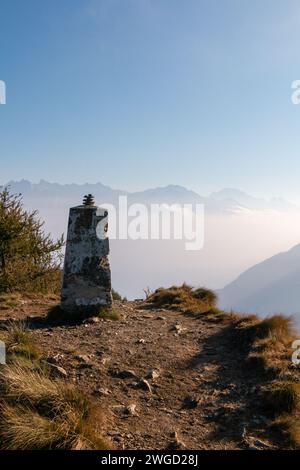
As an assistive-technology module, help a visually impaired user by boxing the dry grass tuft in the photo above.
[247,315,294,343]
[0,293,20,312]
[146,284,218,315]
[0,403,77,450]
[0,321,109,450]
[192,287,217,305]
[235,312,300,448]
[0,363,108,450]
[0,322,41,361]
[235,314,295,375]
[263,382,300,415]
[272,415,300,449]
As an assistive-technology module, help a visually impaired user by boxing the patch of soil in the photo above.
[0,297,276,450]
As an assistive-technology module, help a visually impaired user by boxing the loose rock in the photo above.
[125,403,138,416]
[44,361,68,378]
[135,379,152,393]
[111,369,138,380]
[183,395,201,409]
[145,369,160,381]
[168,431,186,450]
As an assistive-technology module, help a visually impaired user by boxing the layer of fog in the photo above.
[30,200,300,300]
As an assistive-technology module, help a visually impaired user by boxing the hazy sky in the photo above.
[1,0,300,200]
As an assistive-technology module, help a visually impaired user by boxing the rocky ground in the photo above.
[0,296,275,450]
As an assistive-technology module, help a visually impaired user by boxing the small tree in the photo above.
[0,188,64,293]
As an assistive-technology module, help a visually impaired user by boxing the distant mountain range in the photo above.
[218,243,300,316]
[3,180,300,215]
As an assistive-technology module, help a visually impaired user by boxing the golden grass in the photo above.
[0,322,41,361]
[235,314,295,375]
[0,293,20,311]
[0,324,39,363]
[272,416,300,449]
[235,312,300,448]
[0,322,109,450]
[263,382,300,414]
[247,315,294,343]
[0,363,108,450]
[0,403,78,450]
[146,284,218,315]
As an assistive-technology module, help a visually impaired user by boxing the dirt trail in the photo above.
[0,299,273,450]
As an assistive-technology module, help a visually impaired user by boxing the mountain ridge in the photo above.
[3,180,299,214]
[218,243,300,316]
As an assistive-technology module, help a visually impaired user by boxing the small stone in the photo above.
[243,428,273,450]
[135,379,152,393]
[171,323,185,334]
[168,431,186,450]
[75,354,93,369]
[125,403,138,416]
[75,354,91,363]
[84,317,100,324]
[44,362,67,378]
[111,404,138,417]
[137,339,146,344]
[247,438,273,450]
[156,316,166,321]
[46,354,64,365]
[183,395,201,409]
[100,357,109,365]
[93,387,110,397]
[145,369,160,381]
[111,369,138,380]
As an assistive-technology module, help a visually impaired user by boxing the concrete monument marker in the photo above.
[61,194,112,316]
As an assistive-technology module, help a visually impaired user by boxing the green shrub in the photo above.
[0,188,64,293]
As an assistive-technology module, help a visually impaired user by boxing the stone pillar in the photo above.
[61,194,112,316]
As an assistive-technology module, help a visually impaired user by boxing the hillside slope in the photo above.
[218,243,300,316]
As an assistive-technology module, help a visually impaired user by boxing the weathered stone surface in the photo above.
[61,201,112,315]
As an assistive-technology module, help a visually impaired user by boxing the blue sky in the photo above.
[1,0,300,200]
